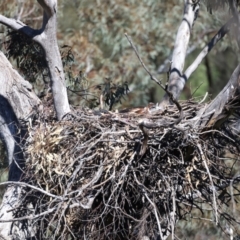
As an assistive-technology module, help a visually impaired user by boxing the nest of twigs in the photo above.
[15,98,240,240]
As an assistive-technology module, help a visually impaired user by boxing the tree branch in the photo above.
[0,15,41,40]
[198,64,240,127]
[161,0,200,104]
[0,0,70,120]
[37,0,56,18]
[158,29,217,74]
[0,181,65,200]
[125,33,183,124]
[0,51,40,238]
[197,143,218,225]
[184,17,234,80]
[35,0,70,120]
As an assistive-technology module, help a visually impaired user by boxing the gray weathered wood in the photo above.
[161,0,200,105]
[0,0,70,120]
[0,51,40,239]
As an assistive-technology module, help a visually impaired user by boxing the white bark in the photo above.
[161,0,200,104]
[0,0,70,237]
[159,2,238,105]
[36,0,70,120]
[161,0,199,105]
[0,186,36,240]
[0,186,20,240]
[197,64,240,127]
[0,51,40,239]
[0,51,40,169]
[0,1,69,237]
[0,0,70,120]
[184,18,234,80]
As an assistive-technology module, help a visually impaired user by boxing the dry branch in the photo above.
[125,33,183,124]
[6,93,240,239]
[184,17,234,80]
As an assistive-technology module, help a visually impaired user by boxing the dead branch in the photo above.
[125,33,183,124]
[6,94,240,239]
[0,181,64,200]
[198,64,240,127]
[184,17,234,80]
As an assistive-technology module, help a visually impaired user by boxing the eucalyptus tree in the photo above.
[0,0,240,239]
[0,0,69,238]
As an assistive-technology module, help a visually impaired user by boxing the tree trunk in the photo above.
[0,0,70,120]
[36,6,70,120]
[0,1,70,238]
[0,51,40,239]
[161,0,200,105]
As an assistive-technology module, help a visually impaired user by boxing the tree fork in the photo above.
[0,0,70,120]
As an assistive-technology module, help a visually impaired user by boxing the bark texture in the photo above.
[36,0,70,120]
[199,64,240,127]
[0,1,70,238]
[0,0,70,120]
[0,51,40,239]
[161,0,200,105]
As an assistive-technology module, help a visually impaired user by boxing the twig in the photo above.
[230,172,240,219]
[197,143,218,225]
[0,206,57,222]
[125,33,183,124]
[0,181,64,200]
[67,165,103,197]
[198,129,235,142]
[133,170,164,239]
[53,199,71,240]
[191,82,204,97]
[125,34,164,89]
[198,92,208,104]
[171,186,176,240]
[144,191,164,240]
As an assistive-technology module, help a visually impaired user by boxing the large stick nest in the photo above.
[15,97,240,240]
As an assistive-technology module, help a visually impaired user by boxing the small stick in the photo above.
[125,33,183,124]
[0,181,64,200]
[197,143,218,225]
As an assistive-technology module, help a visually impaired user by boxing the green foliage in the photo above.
[58,0,184,108]
[3,31,48,83]
[0,0,238,108]
[204,0,240,13]
[0,0,240,238]
[100,78,129,110]
[58,0,237,107]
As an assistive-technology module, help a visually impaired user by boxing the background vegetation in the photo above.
[0,0,239,239]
